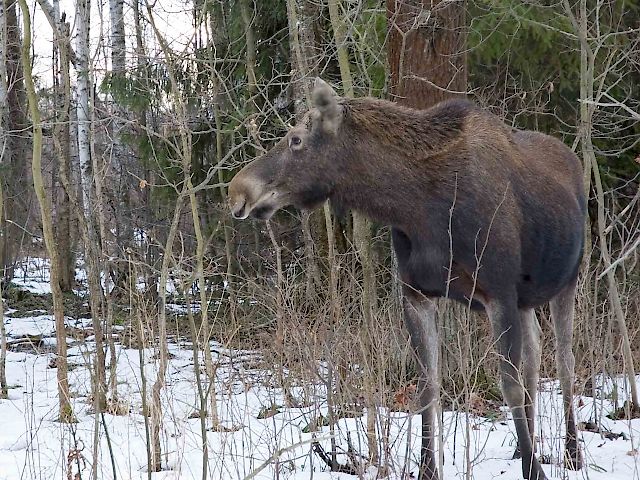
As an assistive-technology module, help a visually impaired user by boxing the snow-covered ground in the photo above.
[1,262,639,479]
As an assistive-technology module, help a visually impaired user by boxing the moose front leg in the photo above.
[403,289,439,480]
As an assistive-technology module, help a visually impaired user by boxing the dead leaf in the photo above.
[393,384,417,408]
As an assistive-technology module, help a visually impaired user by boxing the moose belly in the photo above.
[398,253,486,311]
[516,220,584,309]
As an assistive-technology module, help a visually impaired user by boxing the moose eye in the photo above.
[289,135,302,149]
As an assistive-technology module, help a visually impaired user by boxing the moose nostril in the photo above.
[231,198,247,219]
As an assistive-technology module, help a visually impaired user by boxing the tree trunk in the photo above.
[387,0,467,108]
[75,0,107,413]
[2,0,30,283]
[145,4,200,468]
[52,0,74,292]
[108,0,132,294]
[150,196,181,471]
[0,0,10,284]
[0,181,7,398]
[18,0,73,422]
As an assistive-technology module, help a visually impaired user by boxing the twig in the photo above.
[598,234,640,280]
[243,436,332,480]
[312,441,358,475]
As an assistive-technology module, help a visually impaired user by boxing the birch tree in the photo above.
[74,0,108,412]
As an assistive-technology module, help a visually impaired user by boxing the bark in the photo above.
[183,283,208,480]
[286,0,318,117]
[101,0,121,405]
[76,0,92,216]
[285,0,328,301]
[75,0,108,413]
[18,0,73,422]
[387,0,467,108]
[145,4,197,468]
[109,0,133,290]
[35,0,77,64]
[240,0,257,108]
[52,0,74,292]
[285,0,325,301]
[215,107,237,326]
[1,0,30,283]
[0,181,7,398]
[188,172,221,429]
[150,195,181,470]
[0,0,9,283]
[109,0,125,73]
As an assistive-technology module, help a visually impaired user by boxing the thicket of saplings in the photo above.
[9,193,639,421]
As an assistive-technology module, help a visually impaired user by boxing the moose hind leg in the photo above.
[486,298,547,480]
[403,289,439,480]
[513,309,542,460]
[550,281,583,470]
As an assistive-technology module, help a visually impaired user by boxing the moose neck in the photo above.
[331,98,469,231]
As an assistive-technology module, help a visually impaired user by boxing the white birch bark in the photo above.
[74,0,108,424]
[75,0,92,216]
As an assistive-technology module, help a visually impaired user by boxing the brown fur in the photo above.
[229,78,585,480]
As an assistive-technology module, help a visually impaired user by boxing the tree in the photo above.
[0,180,7,398]
[562,0,639,411]
[1,0,30,284]
[18,0,73,422]
[387,0,467,108]
[51,0,74,292]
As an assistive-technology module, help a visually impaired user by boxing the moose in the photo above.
[228,78,585,480]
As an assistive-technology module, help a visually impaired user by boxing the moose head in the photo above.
[228,78,345,221]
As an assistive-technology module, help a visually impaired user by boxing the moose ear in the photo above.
[312,78,342,134]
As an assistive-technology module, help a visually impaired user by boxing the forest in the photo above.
[0,0,639,479]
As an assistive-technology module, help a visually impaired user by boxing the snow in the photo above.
[2,308,639,480]
[9,256,213,297]
[4,315,92,338]
[11,257,56,295]
[1,261,639,479]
